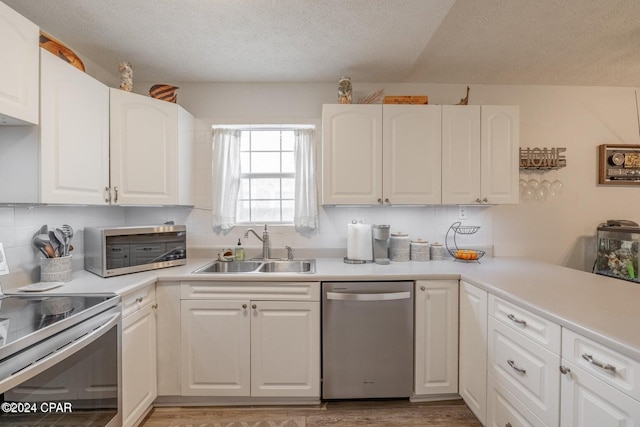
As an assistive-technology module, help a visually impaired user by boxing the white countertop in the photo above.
[11,256,640,361]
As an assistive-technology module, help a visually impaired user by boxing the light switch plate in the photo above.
[0,243,9,276]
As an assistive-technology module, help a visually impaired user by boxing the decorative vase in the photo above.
[338,77,352,104]
[119,62,133,92]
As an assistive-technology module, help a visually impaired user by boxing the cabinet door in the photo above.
[442,105,481,204]
[322,104,382,204]
[459,281,488,425]
[481,106,519,204]
[560,361,640,427]
[0,2,38,125]
[414,280,458,396]
[251,301,320,398]
[181,299,250,396]
[122,302,157,427]
[40,49,110,204]
[110,89,178,205]
[383,105,442,204]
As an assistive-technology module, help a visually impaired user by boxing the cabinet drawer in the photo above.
[560,360,640,427]
[488,317,560,427]
[489,295,561,354]
[562,328,640,401]
[181,281,320,301]
[122,285,156,318]
[487,374,547,427]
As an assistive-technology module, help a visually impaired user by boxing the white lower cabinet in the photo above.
[559,361,640,427]
[459,281,488,424]
[179,282,321,399]
[414,280,458,397]
[122,286,157,427]
[487,374,546,427]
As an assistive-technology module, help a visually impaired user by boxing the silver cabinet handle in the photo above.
[104,186,111,203]
[507,313,527,327]
[252,304,257,309]
[582,353,617,373]
[483,197,488,202]
[420,286,426,291]
[326,291,411,301]
[114,186,119,204]
[152,303,158,309]
[384,198,390,203]
[136,297,143,303]
[559,365,571,375]
[242,304,247,309]
[377,198,383,204]
[507,359,526,375]
[475,198,482,203]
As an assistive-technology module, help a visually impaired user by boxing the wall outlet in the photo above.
[458,206,468,220]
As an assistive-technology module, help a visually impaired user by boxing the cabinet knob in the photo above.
[242,304,247,309]
[252,304,257,309]
[559,365,571,375]
[420,286,426,291]
[506,423,513,427]
[384,198,390,203]
[136,297,143,303]
[377,198,383,204]
[475,198,482,203]
[152,303,158,309]
[483,197,488,203]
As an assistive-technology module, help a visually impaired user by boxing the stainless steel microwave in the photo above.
[84,224,186,277]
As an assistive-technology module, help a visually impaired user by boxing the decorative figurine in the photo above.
[338,77,352,104]
[456,86,470,105]
[119,62,133,92]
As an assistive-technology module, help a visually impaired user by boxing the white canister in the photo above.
[430,242,447,260]
[410,239,430,262]
[389,232,410,262]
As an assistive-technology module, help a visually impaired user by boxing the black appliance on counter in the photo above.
[595,220,640,284]
[0,292,122,426]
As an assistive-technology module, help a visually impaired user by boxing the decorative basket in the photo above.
[448,248,485,262]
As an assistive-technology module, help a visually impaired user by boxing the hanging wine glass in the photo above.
[550,169,563,197]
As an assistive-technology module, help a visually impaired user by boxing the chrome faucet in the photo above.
[244,225,270,260]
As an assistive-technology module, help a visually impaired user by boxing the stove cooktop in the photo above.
[0,294,119,360]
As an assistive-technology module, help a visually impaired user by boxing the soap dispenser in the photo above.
[235,238,244,261]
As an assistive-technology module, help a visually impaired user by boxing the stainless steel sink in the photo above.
[192,259,316,274]
[192,260,262,273]
[259,260,316,273]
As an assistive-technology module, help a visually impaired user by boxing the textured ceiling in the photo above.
[4,0,640,86]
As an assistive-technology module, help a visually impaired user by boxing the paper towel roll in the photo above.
[347,223,373,261]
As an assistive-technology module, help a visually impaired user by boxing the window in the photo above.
[236,129,296,224]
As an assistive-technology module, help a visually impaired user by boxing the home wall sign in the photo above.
[598,144,640,185]
[519,147,567,170]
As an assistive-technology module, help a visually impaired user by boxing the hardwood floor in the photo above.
[141,399,482,427]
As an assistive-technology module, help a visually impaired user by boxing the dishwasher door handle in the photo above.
[326,291,411,301]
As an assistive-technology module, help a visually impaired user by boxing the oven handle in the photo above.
[0,311,120,393]
[326,291,411,301]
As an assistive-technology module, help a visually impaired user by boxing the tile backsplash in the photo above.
[0,203,493,273]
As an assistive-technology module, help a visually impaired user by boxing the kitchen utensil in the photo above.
[43,243,56,258]
[61,224,74,256]
[54,228,67,257]
[32,234,50,258]
[48,231,61,257]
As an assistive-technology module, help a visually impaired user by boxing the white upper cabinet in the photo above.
[442,105,519,204]
[110,89,193,206]
[40,49,110,204]
[383,105,442,204]
[322,104,441,205]
[322,104,383,205]
[0,1,39,125]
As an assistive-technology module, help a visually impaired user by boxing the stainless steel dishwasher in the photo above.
[322,281,414,399]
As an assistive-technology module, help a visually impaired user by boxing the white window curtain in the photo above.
[211,128,241,230]
[293,129,319,230]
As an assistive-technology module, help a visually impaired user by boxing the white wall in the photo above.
[163,81,640,271]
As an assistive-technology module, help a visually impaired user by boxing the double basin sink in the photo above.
[193,259,316,274]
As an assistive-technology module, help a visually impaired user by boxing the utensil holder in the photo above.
[40,255,72,282]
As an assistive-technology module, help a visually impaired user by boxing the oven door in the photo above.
[0,305,121,426]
